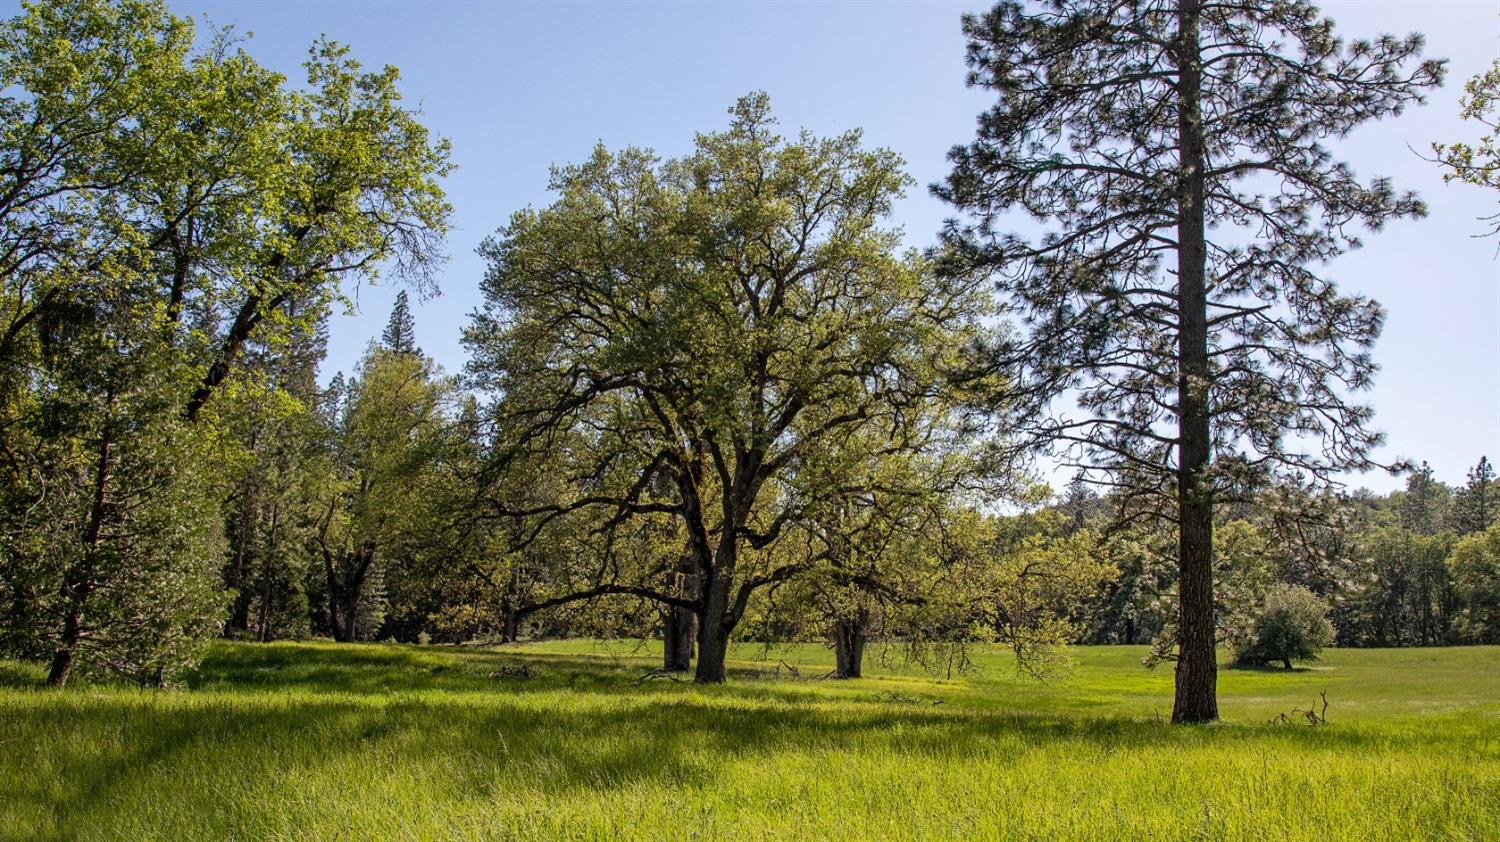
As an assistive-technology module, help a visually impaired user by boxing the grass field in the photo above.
[1,640,1495,841]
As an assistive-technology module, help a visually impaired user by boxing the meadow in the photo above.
[1,641,1495,841]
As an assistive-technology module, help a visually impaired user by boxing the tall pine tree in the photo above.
[938,0,1442,721]
[381,291,420,356]
[1454,456,1496,536]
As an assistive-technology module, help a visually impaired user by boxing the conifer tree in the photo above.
[1453,456,1496,536]
[938,0,1443,721]
[381,291,420,356]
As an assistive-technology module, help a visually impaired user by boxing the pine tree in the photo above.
[1453,456,1496,536]
[937,0,1443,721]
[381,290,419,355]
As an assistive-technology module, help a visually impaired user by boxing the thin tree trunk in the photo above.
[1172,0,1219,724]
[663,606,696,672]
[663,554,697,671]
[47,431,113,688]
[225,493,254,638]
[46,613,79,688]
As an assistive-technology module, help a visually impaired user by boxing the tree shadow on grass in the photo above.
[1223,661,1317,674]
[4,659,1483,842]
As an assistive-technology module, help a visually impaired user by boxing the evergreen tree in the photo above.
[1399,461,1447,535]
[1453,456,1496,536]
[381,290,420,355]
[937,0,1443,721]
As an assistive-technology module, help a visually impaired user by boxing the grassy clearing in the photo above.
[1,641,1496,841]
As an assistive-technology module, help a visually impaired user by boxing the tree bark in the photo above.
[663,554,698,671]
[663,606,696,672]
[833,612,867,679]
[694,569,732,683]
[1172,0,1219,725]
[46,613,79,688]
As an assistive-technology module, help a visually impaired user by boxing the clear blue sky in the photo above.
[23,0,1500,492]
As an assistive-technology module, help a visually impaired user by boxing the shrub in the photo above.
[1234,584,1335,670]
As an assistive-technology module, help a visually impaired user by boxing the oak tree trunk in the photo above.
[46,613,79,688]
[833,613,867,679]
[663,606,696,672]
[663,555,698,671]
[694,571,732,683]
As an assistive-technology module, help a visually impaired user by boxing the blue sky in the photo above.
[26,0,1500,492]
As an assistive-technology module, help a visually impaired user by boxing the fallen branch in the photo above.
[1270,689,1329,726]
[634,668,685,684]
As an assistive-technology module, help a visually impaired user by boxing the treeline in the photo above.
[1063,460,1499,651]
[0,0,1496,725]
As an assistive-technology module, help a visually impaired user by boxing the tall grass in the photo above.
[2,641,1495,840]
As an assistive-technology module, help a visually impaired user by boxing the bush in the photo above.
[1234,584,1335,669]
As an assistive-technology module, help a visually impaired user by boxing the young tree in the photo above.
[1234,583,1335,669]
[469,95,997,682]
[936,0,1442,721]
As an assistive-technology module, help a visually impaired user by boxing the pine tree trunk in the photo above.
[1172,0,1219,725]
[833,613,867,679]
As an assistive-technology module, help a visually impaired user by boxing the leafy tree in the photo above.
[1234,583,1335,669]
[0,0,452,681]
[1353,526,1454,646]
[312,346,459,642]
[1447,523,1500,644]
[0,287,226,687]
[217,308,328,641]
[977,511,1116,679]
[1432,54,1500,237]
[468,95,997,682]
[936,0,1442,721]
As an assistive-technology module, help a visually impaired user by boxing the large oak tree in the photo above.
[468,95,996,682]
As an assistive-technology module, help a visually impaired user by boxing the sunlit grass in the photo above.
[2,641,1496,840]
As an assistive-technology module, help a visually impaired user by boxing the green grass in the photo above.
[2,641,1496,841]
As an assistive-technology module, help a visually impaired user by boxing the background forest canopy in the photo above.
[0,0,1495,709]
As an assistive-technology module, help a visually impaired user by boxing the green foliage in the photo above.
[1447,523,1500,644]
[380,291,419,356]
[1432,56,1500,236]
[468,94,999,681]
[310,346,461,642]
[0,0,450,682]
[1234,584,1336,669]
